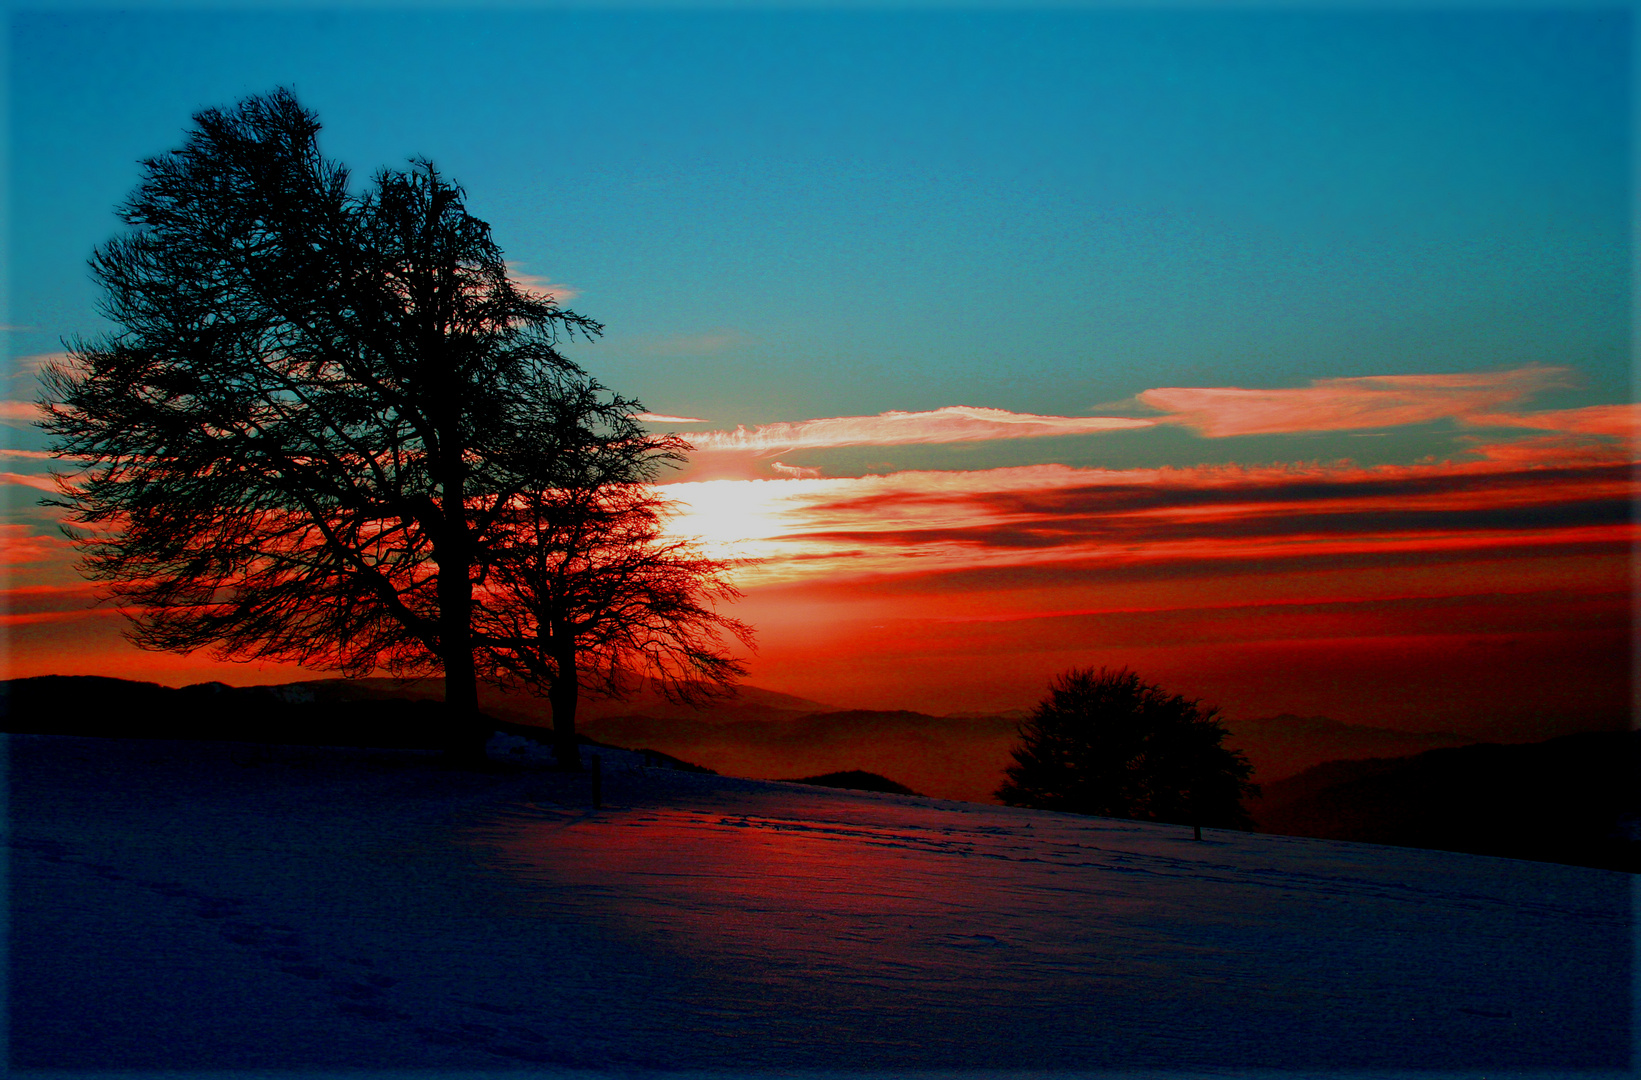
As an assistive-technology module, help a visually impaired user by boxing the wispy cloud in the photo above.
[504,262,580,304]
[635,412,709,424]
[10,351,66,371]
[1139,366,1572,437]
[0,449,54,460]
[690,406,1154,454]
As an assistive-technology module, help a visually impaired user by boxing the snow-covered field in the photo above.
[9,733,1634,1075]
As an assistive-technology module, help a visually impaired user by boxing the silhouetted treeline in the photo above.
[1250,730,1640,874]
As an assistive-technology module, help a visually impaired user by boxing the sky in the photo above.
[2,5,1634,738]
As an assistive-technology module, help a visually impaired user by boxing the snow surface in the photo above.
[9,733,1635,1075]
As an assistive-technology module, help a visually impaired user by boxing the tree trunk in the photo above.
[435,535,488,764]
[549,643,581,771]
[441,636,488,764]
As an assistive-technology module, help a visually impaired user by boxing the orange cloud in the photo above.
[1,471,58,492]
[1140,366,1571,437]
[0,401,40,424]
[1465,402,1640,439]
[690,406,1154,454]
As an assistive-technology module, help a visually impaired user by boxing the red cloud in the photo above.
[0,525,67,565]
[0,583,109,626]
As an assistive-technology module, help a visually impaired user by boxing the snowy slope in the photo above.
[9,733,1633,1073]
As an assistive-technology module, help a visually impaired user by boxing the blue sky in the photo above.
[8,7,1630,450]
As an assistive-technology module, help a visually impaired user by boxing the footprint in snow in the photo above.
[944,933,1004,948]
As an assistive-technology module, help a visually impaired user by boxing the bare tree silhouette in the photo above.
[997,668,1258,831]
[37,89,610,758]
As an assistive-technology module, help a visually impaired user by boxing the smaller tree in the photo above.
[474,376,754,769]
[997,667,1257,830]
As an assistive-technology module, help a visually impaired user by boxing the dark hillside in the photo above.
[3,676,478,750]
[1249,730,1640,873]
[1223,713,1471,782]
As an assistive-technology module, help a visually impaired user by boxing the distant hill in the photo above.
[575,683,837,723]
[234,676,836,728]
[1248,730,1640,873]
[781,770,920,796]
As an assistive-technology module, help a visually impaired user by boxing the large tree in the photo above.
[474,374,754,769]
[997,667,1258,830]
[38,90,602,756]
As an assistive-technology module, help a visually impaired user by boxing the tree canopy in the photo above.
[39,89,749,760]
[996,668,1258,829]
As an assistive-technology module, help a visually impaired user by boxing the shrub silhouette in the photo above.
[997,668,1257,829]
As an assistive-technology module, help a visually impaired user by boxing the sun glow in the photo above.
[661,479,813,563]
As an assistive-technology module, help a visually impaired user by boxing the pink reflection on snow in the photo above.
[466,777,1627,1069]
